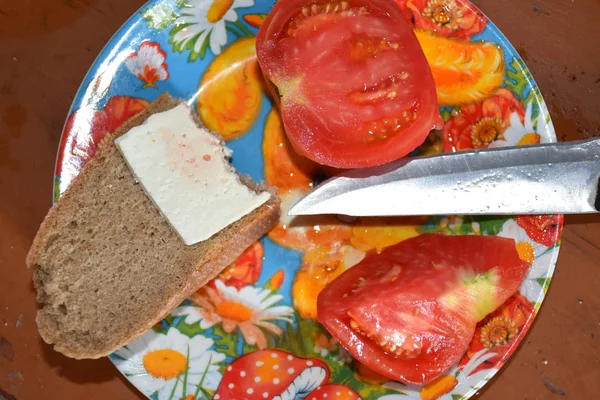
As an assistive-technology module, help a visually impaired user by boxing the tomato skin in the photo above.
[317,234,529,384]
[256,0,442,168]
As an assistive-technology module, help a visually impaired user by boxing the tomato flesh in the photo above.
[257,0,442,168]
[317,234,529,384]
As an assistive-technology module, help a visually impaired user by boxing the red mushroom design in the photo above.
[307,384,362,400]
[214,349,330,400]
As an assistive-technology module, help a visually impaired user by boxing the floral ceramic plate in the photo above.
[54,0,563,399]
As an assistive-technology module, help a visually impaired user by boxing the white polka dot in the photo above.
[263,393,269,398]
[288,368,295,374]
[214,396,220,400]
[317,386,321,390]
[227,366,232,371]
[336,392,341,396]
[274,378,280,384]
[273,364,279,370]
[324,394,328,398]
[307,360,314,366]
[240,370,246,377]
[256,361,264,366]
[287,355,294,360]
[247,388,254,394]
[254,376,261,383]
[228,383,235,389]
[271,352,278,358]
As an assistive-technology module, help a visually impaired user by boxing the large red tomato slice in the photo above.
[256,0,442,168]
[317,234,529,385]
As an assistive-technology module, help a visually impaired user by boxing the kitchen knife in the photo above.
[288,138,600,217]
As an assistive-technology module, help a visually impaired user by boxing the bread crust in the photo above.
[26,93,281,359]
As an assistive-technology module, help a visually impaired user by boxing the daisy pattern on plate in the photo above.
[333,346,354,365]
[313,332,337,358]
[520,247,558,303]
[450,349,499,398]
[497,219,557,302]
[497,219,547,265]
[171,304,207,327]
[125,41,169,88]
[489,100,554,148]
[518,242,557,300]
[379,351,498,400]
[189,279,294,348]
[170,0,254,59]
[113,327,225,399]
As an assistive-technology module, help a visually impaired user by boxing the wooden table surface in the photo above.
[0,0,599,399]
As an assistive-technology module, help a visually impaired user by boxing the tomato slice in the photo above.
[317,234,529,384]
[256,0,442,168]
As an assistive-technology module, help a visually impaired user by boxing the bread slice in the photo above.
[26,93,281,359]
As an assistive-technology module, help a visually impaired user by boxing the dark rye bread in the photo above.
[26,93,280,359]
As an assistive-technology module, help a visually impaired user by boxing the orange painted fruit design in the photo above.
[263,118,351,250]
[350,217,426,253]
[292,245,365,319]
[419,374,459,400]
[263,109,319,194]
[415,30,505,106]
[197,37,262,140]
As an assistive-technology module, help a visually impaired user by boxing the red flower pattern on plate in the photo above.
[217,241,264,290]
[516,214,564,247]
[442,88,525,152]
[56,96,149,181]
[395,0,487,38]
[459,293,535,375]
[125,41,169,88]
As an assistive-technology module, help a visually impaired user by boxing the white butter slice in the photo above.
[115,103,271,245]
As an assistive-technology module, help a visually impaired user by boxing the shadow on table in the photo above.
[41,338,145,398]
[40,338,139,396]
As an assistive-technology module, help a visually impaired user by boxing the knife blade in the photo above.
[288,138,600,217]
